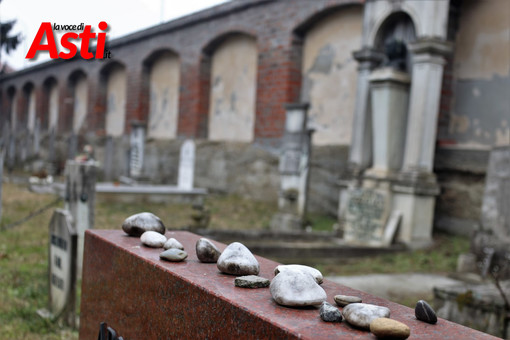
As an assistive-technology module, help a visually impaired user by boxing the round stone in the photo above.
[270,269,327,307]
[274,264,323,284]
[415,300,437,324]
[342,303,391,329]
[217,242,260,275]
[140,231,167,248]
[319,301,342,322]
[334,294,362,307]
[234,275,270,288]
[164,238,184,250]
[122,212,166,237]
[196,238,221,263]
[160,248,188,262]
[370,318,410,339]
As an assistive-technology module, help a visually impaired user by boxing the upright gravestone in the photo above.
[104,136,114,181]
[343,188,392,246]
[0,148,4,222]
[47,209,77,327]
[178,139,195,190]
[33,118,40,156]
[481,146,510,238]
[270,103,312,231]
[67,133,77,160]
[64,160,98,278]
[129,121,145,179]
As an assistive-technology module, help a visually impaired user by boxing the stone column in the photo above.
[393,38,452,247]
[348,47,384,173]
[365,67,410,178]
[402,38,452,177]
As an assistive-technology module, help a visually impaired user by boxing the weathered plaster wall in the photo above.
[301,7,362,146]
[444,0,510,147]
[27,89,36,131]
[208,35,257,142]
[49,83,59,130]
[148,53,180,139]
[105,66,127,137]
[73,75,88,133]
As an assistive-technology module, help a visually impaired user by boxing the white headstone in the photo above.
[64,160,98,278]
[178,140,195,190]
[129,123,145,179]
[48,209,77,327]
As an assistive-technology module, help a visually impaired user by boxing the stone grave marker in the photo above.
[0,148,3,222]
[47,209,77,327]
[481,146,510,238]
[129,121,146,179]
[64,160,98,278]
[178,139,195,190]
[343,188,391,246]
[33,118,40,156]
[104,136,114,181]
[67,133,77,160]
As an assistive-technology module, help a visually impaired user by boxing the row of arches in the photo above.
[3,5,365,146]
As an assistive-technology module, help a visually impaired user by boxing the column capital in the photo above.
[408,38,453,57]
[353,47,385,70]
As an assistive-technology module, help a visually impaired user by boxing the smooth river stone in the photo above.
[217,242,260,275]
[274,264,323,284]
[234,275,270,288]
[370,318,410,339]
[342,303,391,329]
[415,300,437,324]
[164,238,184,250]
[160,248,188,262]
[270,270,327,307]
[334,294,362,307]
[319,302,342,322]
[196,238,221,263]
[122,212,166,237]
[140,231,167,248]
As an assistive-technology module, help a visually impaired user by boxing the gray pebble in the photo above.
[235,275,270,288]
[196,238,221,263]
[217,242,260,275]
[342,303,391,329]
[334,294,362,307]
[160,248,188,262]
[319,302,342,322]
[122,212,166,237]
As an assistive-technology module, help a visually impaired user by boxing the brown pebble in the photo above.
[369,317,410,339]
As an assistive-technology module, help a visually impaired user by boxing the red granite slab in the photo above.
[79,230,499,339]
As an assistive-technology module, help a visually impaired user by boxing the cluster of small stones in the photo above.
[121,212,439,337]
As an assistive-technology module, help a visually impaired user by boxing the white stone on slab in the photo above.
[164,238,184,250]
[140,231,167,248]
[270,270,327,307]
[122,212,166,237]
[342,303,390,329]
[274,264,323,284]
[217,242,259,275]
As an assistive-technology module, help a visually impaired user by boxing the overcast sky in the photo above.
[1,0,230,70]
